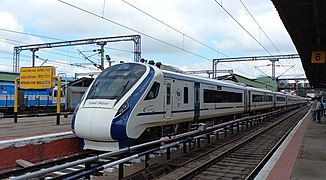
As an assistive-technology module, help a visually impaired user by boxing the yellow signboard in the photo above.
[311,51,326,63]
[20,66,56,89]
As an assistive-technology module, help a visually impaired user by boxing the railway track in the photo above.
[0,150,97,179]
[162,107,308,180]
[120,106,307,180]
[0,106,307,179]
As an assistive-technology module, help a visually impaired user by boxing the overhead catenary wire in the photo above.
[0,2,265,78]
[121,0,259,77]
[238,0,300,78]
[121,0,264,77]
[0,28,62,41]
[58,0,218,62]
[121,0,228,57]
[57,0,258,78]
[0,34,134,56]
[239,0,282,54]
[0,49,98,70]
[0,38,89,63]
[213,0,298,77]
[0,34,135,70]
[213,0,272,56]
[0,29,136,69]
[0,0,296,78]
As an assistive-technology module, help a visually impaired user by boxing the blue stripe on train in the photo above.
[110,67,155,149]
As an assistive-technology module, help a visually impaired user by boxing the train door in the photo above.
[194,82,200,121]
[244,90,248,113]
[246,90,251,113]
[165,79,173,119]
[273,94,276,108]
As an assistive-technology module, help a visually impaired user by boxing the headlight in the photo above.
[115,98,130,117]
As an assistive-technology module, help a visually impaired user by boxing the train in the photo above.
[0,82,66,116]
[72,62,308,151]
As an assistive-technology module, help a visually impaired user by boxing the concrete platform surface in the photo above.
[0,115,79,170]
[291,115,326,180]
[0,115,72,139]
[256,111,326,180]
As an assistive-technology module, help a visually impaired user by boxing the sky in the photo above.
[0,0,306,80]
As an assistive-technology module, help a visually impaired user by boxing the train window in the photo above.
[167,83,171,105]
[252,94,263,102]
[252,94,273,102]
[266,95,273,101]
[203,89,242,103]
[184,87,188,104]
[145,82,160,100]
[86,63,146,101]
[277,97,286,101]
[53,90,64,97]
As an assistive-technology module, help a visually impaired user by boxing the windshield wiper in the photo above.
[111,81,130,99]
[121,81,129,95]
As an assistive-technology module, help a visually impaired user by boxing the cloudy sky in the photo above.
[0,0,305,79]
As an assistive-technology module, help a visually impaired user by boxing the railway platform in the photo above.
[0,115,72,139]
[0,115,80,170]
[256,111,326,180]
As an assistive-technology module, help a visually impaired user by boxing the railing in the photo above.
[11,106,301,179]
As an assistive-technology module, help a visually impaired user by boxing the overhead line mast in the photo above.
[13,35,141,72]
[212,54,300,79]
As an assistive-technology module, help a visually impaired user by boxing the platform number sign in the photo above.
[311,51,326,63]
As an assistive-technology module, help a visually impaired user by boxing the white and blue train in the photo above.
[72,62,307,151]
[0,82,65,115]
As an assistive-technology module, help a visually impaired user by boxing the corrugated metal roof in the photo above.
[0,72,19,82]
[272,0,326,88]
[221,74,275,91]
[234,75,273,90]
[256,77,277,91]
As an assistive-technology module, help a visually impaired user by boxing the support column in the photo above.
[30,48,39,67]
[97,42,106,70]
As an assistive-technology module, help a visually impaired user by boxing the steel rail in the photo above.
[176,106,305,180]
[245,110,308,179]
[8,105,303,179]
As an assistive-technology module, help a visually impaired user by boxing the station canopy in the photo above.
[272,0,326,88]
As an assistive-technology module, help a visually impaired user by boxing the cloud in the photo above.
[0,0,304,77]
[0,12,24,51]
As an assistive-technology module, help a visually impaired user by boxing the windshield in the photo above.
[86,63,146,101]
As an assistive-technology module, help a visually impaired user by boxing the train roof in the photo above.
[160,68,247,90]
[0,81,15,85]
[0,72,19,82]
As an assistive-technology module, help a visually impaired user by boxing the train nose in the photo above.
[74,107,117,141]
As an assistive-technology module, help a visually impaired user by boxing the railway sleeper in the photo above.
[208,169,247,177]
[230,153,266,158]
[217,161,258,166]
[198,170,244,179]
[232,151,267,156]
[211,164,246,171]
[220,158,262,165]
[208,171,253,179]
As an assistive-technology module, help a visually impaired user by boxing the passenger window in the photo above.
[167,83,171,105]
[145,82,160,100]
[184,87,188,104]
[53,90,64,97]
